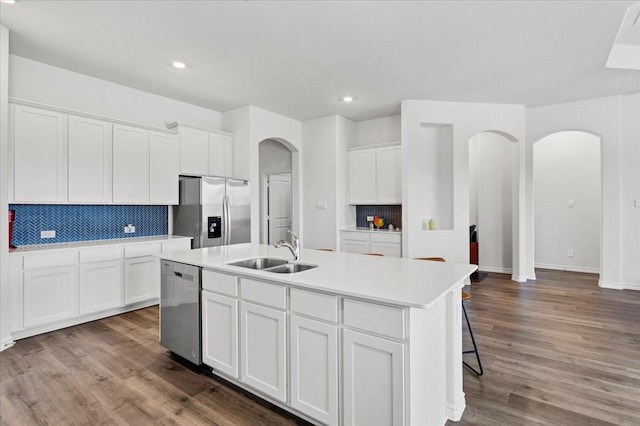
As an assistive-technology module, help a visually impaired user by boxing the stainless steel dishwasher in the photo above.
[160,260,201,364]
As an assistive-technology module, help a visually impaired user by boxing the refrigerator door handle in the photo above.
[223,195,230,245]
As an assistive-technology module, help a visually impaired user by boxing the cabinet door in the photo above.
[202,291,238,378]
[370,242,402,258]
[113,124,149,203]
[290,315,338,426]
[180,126,209,175]
[68,115,112,203]
[240,302,287,402]
[376,145,402,204]
[149,131,179,204]
[348,149,377,204]
[24,266,78,328]
[79,260,122,314]
[209,132,232,177]
[343,329,405,426]
[13,105,66,202]
[341,240,370,254]
[124,256,159,304]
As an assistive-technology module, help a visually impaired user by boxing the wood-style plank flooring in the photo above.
[1,269,639,425]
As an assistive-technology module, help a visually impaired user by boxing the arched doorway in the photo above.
[533,131,601,276]
[258,138,294,244]
[469,130,518,276]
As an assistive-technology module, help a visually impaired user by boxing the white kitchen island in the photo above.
[159,243,476,426]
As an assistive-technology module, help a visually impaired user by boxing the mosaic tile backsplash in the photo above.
[356,205,402,229]
[9,204,168,246]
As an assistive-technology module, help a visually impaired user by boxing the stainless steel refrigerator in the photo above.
[172,176,251,248]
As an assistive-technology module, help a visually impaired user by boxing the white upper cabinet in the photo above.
[113,124,150,203]
[209,132,232,177]
[348,149,377,204]
[180,126,209,175]
[68,115,112,203]
[13,105,66,202]
[376,145,402,204]
[348,144,401,205]
[149,131,179,204]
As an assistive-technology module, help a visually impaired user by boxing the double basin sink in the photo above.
[226,257,318,274]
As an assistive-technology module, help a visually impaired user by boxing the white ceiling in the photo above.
[1,0,639,122]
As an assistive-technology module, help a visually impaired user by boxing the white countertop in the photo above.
[341,227,402,233]
[158,243,476,309]
[9,235,192,254]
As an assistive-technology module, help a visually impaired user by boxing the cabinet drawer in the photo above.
[370,232,401,244]
[80,246,122,264]
[124,242,161,258]
[241,278,286,310]
[343,299,405,340]
[290,288,338,323]
[340,231,369,242]
[162,239,191,253]
[24,251,77,270]
[202,269,238,297]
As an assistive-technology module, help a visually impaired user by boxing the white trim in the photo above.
[511,275,528,282]
[166,121,231,136]
[1,337,15,352]
[347,141,400,151]
[446,393,466,421]
[479,265,512,274]
[535,263,600,274]
[9,98,177,134]
[599,280,640,291]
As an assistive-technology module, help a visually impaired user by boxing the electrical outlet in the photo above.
[40,230,56,239]
[124,224,136,234]
[367,216,374,221]
[568,249,574,257]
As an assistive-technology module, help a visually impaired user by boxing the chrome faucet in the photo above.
[274,229,299,260]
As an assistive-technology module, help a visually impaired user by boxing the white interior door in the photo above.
[267,173,292,244]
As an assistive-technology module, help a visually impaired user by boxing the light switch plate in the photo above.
[41,230,56,239]
[367,216,374,221]
[315,201,328,209]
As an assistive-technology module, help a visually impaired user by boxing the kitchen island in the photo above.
[159,243,476,426]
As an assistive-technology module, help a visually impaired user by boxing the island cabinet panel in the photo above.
[290,315,339,426]
[343,329,405,426]
[202,290,238,378]
[13,105,66,203]
[240,301,287,402]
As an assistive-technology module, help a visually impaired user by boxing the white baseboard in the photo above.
[478,266,512,274]
[1,337,15,352]
[511,275,528,283]
[446,394,466,421]
[599,280,640,291]
[535,263,600,274]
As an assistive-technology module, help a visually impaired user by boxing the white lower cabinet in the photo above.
[343,329,405,426]
[290,315,338,426]
[240,301,287,402]
[124,256,160,304]
[202,290,238,378]
[341,239,370,254]
[79,260,122,315]
[24,265,78,329]
[341,230,403,257]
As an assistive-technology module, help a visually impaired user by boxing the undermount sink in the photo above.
[226,258,318,274]
[226,257,288,270]
[264,263,318,274]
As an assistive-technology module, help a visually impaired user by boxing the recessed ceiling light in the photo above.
[172,61,186,69]
[341,96,355,103]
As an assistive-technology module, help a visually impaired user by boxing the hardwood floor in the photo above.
[1,269,639,425]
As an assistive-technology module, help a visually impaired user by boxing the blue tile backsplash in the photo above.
[9,204,168,246]
[356,205,402,228]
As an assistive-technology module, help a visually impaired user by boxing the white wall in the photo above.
[526,94,640,290]
[402,100,526,280]
[352,114,400,147]
[224,106,302,245]
[301,115,354,251]
[534,132,600,273]
[10,55,222,130]
[1,25,11,350]
[469,132,514,273]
